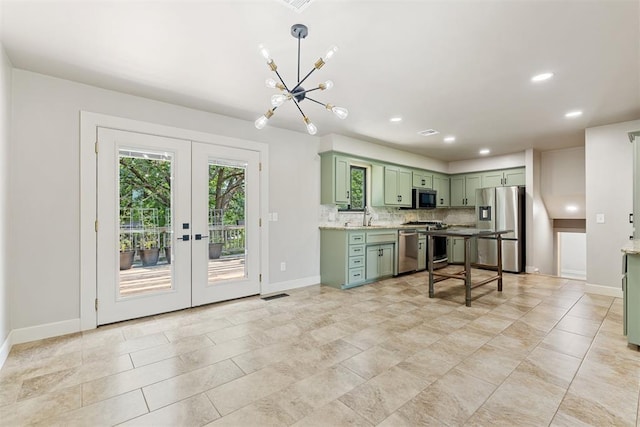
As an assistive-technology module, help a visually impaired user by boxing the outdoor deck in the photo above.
[119,255,245,296]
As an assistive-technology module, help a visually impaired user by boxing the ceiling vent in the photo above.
[417,129,439,137]
[277,0,314,13]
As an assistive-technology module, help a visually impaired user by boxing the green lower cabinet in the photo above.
[321,229,396,289]
[448,237,477,264]
[624,253,640,346]
[366,244,394,281]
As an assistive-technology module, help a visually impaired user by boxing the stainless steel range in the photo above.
[403,220,449,270]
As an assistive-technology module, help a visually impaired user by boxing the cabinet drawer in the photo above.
[349,233,365,244]
[349,255,365,268]
[367,232,396,244]
[349,244,365,256]
[348,267,365,284]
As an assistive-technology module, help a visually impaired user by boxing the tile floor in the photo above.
[1,267,639,426]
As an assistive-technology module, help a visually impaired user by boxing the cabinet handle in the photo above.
[421,179,425,185]
[346,190,350,200]
[630,213,634,224]
[354,273,361,278]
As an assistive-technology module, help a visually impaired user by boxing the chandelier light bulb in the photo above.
[322,80,334,90]
[258,44,272,62]
[331,106,349,120]
[323,45,338,62]
[255,115,269,129]
[271,93,288,108]
[303,116,317,135]
[265,78,277,88]
[255,109,274,130]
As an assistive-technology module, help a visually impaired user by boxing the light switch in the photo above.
[272,212,278,221]
[596,213,605,224]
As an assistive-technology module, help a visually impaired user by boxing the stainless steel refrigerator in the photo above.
[475,186,525,273]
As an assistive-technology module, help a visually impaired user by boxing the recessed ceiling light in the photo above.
[479,149,490,155]
[444,136,456,143]
[565,110,583,118]
[531,72,554,82]
[566,205,579,212]
[390,117,402,123]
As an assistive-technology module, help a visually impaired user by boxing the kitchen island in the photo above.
[425,228,512,306]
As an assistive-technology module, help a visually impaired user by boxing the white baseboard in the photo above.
[0,331,12,370]
[262,275,321,296]
[11,318,81,345]
[526,266,540,274]
[585,283,623,298]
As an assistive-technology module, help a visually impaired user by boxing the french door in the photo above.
[96,128,261,325]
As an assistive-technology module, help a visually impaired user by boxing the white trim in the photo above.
[585,282,623,298]
[80,111,269,331]
[11,319,80,345]
[0,332,12,370]
[560,268,587,280]
[261,275,321,296]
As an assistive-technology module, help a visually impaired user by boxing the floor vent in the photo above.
[261,293,290,301]
[277,0,314,13]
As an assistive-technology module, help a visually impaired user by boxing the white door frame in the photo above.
[80,112,269,331]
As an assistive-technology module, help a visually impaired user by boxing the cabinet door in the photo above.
[413,172,433,189]
[450,176,465,207]
[366,246,381,280]
[335,156,350,205]
[504,168,526,186]
[465,175,482,206]
[397,168,413,206]
[482,171,504,188]
[451,237,465,263]
[384,167,400,205]
[379,244,395,277]
[434,175,450,207]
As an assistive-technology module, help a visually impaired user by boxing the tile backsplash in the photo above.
[319,205,476,227]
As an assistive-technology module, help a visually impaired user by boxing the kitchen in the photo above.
[318,147,526,292]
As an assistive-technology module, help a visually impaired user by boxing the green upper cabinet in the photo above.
[481,167,525,188]
[450,173,482,207]
[372,165,412,207]
[320,153,350,205]
[433,173,450,207]
[412,170,433,189]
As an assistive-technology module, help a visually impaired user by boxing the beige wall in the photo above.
[541,147,585,219]
[526,149,554,275]
[585,119,640,293]
[0,43,11,352]
[9,69,321,330]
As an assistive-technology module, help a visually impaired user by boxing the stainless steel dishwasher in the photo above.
[398,229,418,274]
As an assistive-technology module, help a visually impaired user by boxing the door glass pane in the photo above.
[208,160,247,284]
[118,149,174,297]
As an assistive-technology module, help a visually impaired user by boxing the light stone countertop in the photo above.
[622,239,640,254]
[318,223,476,231]
[318,224,417,231]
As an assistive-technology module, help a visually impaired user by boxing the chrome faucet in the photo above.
[363,206,369,226]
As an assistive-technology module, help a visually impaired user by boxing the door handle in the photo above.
[178,234,190,241]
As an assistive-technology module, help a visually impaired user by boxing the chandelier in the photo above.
[254,24,348,135]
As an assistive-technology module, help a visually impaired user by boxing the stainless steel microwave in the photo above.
[412,188,437,209]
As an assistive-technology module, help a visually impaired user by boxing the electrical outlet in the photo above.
[272,212,279,221]
[280,262,286,271]
[596,213,605,224]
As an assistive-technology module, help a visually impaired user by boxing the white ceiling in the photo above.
[1,0,638,161]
